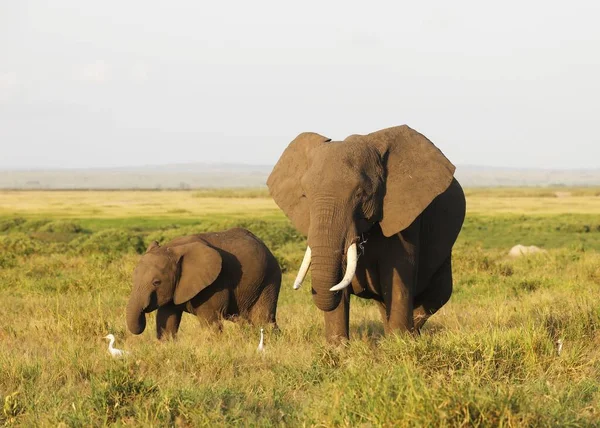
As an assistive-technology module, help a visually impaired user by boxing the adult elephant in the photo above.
[267,125,465,343]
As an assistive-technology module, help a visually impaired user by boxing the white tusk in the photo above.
[329,243,358,291]
[293,246,312,289]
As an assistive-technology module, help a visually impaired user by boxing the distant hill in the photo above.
[0,163,272,189]
[454,165,600,187]
[1,163,599,189]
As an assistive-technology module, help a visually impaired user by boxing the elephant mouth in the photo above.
[143,292,158,313]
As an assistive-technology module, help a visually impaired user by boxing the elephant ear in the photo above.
[374,125,456,237]
[146,240,160,253]
[168,242,222,304]
[267,132,331,235]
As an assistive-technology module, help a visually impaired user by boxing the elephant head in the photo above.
[126,240,222,334]
[267,125,455,312]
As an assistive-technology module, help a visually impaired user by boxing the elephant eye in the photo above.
[152,279,161,287]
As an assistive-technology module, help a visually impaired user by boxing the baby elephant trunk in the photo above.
[126,295,147,335]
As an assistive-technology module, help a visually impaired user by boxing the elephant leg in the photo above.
[413,255,453,331]
[376,301,391,334]
[193,306,225,331]
[248,269,281,328]
[189,288,229,332]
[323,287,350,344]
[380,265,415,335]
[379,220,419,335]
[156,304,183,340]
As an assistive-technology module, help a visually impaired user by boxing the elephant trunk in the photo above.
[307,200,358,311]
[309,245,343,311]
[126,294,147,335]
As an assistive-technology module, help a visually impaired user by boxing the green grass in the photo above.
[1,188,599,426]
[460,213,600,250]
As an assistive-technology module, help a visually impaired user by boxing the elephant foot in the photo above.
[157,331,178,341]
[412,308,430,332]
[323,288,350,344]
[325,334,349,347]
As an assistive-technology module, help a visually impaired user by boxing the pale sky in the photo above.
[1,1,599,169]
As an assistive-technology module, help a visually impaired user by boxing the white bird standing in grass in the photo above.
[556,338,564,356]
[103,334,128,358]
[257,328,265,352]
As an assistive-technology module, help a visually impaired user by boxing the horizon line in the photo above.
[2,162,600,173]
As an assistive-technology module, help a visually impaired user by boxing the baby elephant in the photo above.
[126,228,281,339]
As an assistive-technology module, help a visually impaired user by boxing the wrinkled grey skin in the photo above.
[268,125,466,343]
[126,228,281,339]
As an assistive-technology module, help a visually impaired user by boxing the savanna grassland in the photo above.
[1,188,600,426]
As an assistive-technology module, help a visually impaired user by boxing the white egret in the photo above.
[103,334,129,358]
[257,328,264,352]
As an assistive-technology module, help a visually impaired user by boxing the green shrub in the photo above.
[235,219,304,250]
[72,229,146,255]
[0,233,44,256]
[0,252,17,269]
[38,220,86,234]
[0,217,26,232]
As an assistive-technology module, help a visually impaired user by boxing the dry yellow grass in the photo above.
[467,195,600,214]
[0,190,279,219]
[2,188,600,218]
